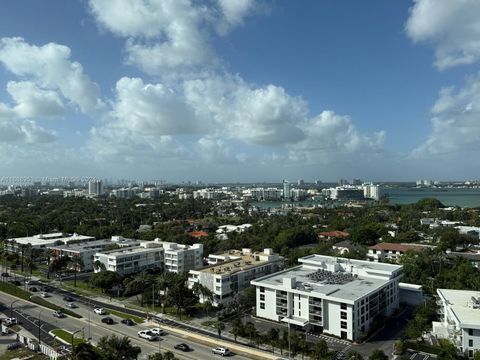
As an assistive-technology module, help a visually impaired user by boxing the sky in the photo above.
[0,0,480,182]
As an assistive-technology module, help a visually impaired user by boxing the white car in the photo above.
[137,330,159,341]
[212,347,230,356]
[3,318,17,326]
[149,327,166,336]
[40,292,49,298]
[93,307,106,315]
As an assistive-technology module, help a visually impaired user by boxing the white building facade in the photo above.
[432,289,480,358]
[251,255,403,341]
[161,241,203,273]
[188,248,284,306]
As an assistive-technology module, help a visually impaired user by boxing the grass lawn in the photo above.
[51,329,85,346]
[106,309,144,324]
[0,280,31,300]
[0,346,47,360]
[30,296,82,318]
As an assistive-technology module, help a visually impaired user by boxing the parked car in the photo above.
[4,318,17,326]
[101,317,114,325]
[40,292,49,298]
[65,302,77,309]
[212,347,230,356]
[53,311,66,318]
[29,287,38,292]
[9,280,21,286]
[42,286,51,292]
[93,307,106,315]
[174,343,191,352]
[1,272,10,277]
[137,330,158,341]
[121,318,135,326]
[149,327,166,336]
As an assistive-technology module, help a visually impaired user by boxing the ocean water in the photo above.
[251,188,480,209]
[385,188,480,207]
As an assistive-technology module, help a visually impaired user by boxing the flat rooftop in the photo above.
[97,246,162,257]
[9,233,95,246]
[252,255,403,303]
[438,289,480,329]
[196,250,277,276]
[49,239,120,251]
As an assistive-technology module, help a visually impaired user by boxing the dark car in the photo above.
[121,319,135,326]
[101,317,114,325]
[63,296,74,302]
[42,286,51,292]
[1,272,10,277]
[29,287,38,292]
[9,280,21,286]
[174,343,191,352]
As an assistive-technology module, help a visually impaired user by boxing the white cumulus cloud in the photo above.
[7,81,64,118]
[405,0,480,70]
[0,37,103,113]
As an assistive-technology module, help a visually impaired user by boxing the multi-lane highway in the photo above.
[0,288,251,360]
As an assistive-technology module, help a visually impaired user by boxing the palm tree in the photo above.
[214,320,225,338]
[69,255,83,287]
[97,335,141,360]
[68,342,101,360]
[93,260,106,272]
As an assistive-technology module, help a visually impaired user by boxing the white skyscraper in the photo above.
[88,180,103,197]
[283,180,290,199]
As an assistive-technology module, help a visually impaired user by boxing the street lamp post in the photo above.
[10,299,20,318]
[71,328,83,353]
[38,309,45,346]
[88,299,91,341]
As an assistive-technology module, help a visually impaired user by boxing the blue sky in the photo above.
[0,0,480,182]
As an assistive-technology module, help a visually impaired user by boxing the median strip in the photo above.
[105,308,144,324]
[51,328,85,346]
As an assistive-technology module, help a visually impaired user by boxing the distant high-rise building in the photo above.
[315,180,322,186]
[351,178,362,185]
[283,180,290,199]
[416,180,423,186]
[338,179,349,186]
[297,179,304,186]
[88,180,103,197]
[363,183,382,201]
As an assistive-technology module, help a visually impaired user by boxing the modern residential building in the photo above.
[49,236,140,271]
[188,248,284,306]
[88,180,103,197]
[283,180,290,199]
[5,233,95,253]
[367,242,436,263]
[93,241,164,275]
[362,183,382,201]
[251,255,403,341]
[160,241,204,273]
[432,289,480,358]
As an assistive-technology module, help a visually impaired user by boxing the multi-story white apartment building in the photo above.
[362,183,382,201]
[432,289,480,358]
[93,241,164,275]
[160,241,203,273]
[6,233,95,253]
[49,236,140,271]
[251,255,403,341]
[188,248,284,306]
[88,180,103,197]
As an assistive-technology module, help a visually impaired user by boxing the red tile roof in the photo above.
[318,231,350,238]
[189,231,209,238]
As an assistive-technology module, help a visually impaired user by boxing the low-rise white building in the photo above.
[93,241,164,275]
[49,236,139,271]
[160,241,203,273]
[188,248,284,306]
[251,255,403,341]
[432,289,480,358]
[6,233,95,253]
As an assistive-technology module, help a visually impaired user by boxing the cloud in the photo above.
[111,77,200,135]
[7,81,64,118]
[405,0,480,70]
[89,0,217,74]
[184,74,307,145]
[0,37,103,113]
[287,110,385,163]
[413,74,480,156]
[216,0,255,35]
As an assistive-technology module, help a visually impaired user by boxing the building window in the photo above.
[341,312,347,320]
[260,302,265,310]
[216,278,221,283]
[468,350,473,358]
[260,287,265,293]
[469,339,473,347]
[260,294,265,301]
[341,303,347,310]
[468,329,473,336]
[341,321,347,329]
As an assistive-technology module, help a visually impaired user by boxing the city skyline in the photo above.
[1,1,480,181]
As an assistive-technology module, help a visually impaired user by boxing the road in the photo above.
[0,290,251,360]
